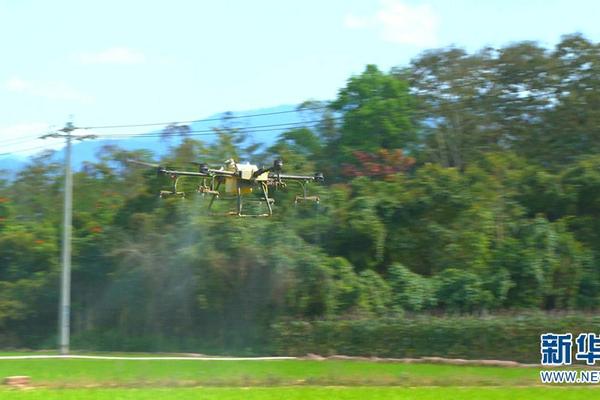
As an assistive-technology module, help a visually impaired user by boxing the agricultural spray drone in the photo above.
[129,158,323,217]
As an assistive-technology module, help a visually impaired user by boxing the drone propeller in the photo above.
[126,159,174,176]
[126,159,160,168]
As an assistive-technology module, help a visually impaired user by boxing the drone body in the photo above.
[131,158,323,217]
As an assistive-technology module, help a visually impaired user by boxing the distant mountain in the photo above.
[0,157,26,179]
[70,104,305,166]
[4,104,316,174]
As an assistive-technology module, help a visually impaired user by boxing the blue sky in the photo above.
[1,0,600,154]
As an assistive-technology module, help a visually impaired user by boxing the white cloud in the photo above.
[344,0,439,47]
[76,47,146,65]
[6,77,93,103]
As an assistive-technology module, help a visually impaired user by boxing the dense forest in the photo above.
[1,34,600,354]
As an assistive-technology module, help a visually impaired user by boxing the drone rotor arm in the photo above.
[157,168,211,178]
[269,172,324,182]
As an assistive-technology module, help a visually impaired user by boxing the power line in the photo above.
[0,108,336,151]
[0,143,58,157]
[0,120,333,155]
[0,129,96,156]
[0,119,338,158]
[0,134,48,147]
[95,125,318,140]
[81,105,329,130]
[94,117,341,139]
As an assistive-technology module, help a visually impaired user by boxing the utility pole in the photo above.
[41,121,95,355]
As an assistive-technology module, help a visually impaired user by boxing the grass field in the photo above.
[0,358,540,386]
[0,354,594,399]
[1,387,598,400]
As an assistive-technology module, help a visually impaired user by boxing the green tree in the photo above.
[388,263,437,312]
[330,64,415,166]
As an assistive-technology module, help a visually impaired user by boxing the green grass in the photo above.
[0,387,596,400]
[0,351,196,357]
[0,355,590,398]
[0,358,544,387]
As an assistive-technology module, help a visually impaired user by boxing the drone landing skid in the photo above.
[160,175,186,198]
[207,182,274,217]
[295,195,320,204]
[225,212,271,218]
[294,180,320,205]
[160,190,185,199]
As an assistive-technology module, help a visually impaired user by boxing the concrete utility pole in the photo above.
[41,121,95,355]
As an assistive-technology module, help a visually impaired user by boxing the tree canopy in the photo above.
[2,34,600,351]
